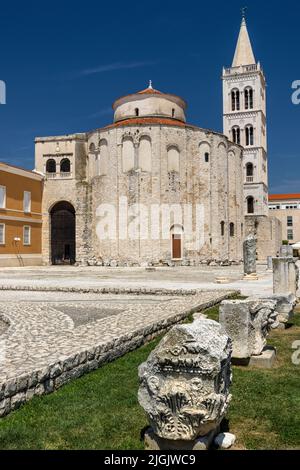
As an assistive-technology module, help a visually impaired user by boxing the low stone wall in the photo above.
[0,290,238,418]
[0,285,197,296]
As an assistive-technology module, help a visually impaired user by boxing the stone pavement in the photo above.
[0,289,236,417]
[0,264,275,297]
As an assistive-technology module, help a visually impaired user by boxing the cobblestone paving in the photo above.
[0,291,235,382]
[0,319,8,336]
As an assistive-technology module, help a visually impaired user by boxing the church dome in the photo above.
[112,82,187,123]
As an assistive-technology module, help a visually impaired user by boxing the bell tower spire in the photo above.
[232,11,256,67]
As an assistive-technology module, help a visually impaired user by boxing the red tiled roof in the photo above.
[104,117,187,129]
[269,194,300,201]
[137,87,162,95]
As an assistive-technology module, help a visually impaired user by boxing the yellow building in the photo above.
[0,162,43,267]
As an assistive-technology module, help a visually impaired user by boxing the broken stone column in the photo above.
[219,299,278,368]
[243,235,258,280]
[138,319,232,450]
[273,257,299,296]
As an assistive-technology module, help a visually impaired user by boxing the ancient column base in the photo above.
[232,347,276,369]
[144,427,219,451]
[243,273,259,281]
[249,347,276,369]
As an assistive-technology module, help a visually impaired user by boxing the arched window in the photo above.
[139,136,152,172]
[232,126,241,145]
[245,87,254,110]
[245,125,254,146]
[230,223,235,237]
[172,108,175,118]
[231,89,240,111]
[99,139,108,176]
[199,142,211,164]
[167,146,180,173]
[135,108,139,117]
[89,142,96,153]
[60,158,71,173]
[46,159,56,174]
[122,137,135,172]
[247,196,255,214]
[221,221,225,236]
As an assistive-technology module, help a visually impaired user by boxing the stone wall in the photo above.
[245,215,282,261]
[90,124,244,265]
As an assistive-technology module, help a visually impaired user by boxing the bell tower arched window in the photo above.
[245,87,254,110]
[245,125,254,146]
[232,126,241,145]
[231,89,240,111]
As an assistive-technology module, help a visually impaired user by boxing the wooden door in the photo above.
[172,234,181,259]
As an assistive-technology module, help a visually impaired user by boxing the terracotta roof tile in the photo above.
[269,194,300,201]
[137,87,163,95]
[104,117,187,129]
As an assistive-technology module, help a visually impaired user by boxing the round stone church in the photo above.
[35,83,244,266]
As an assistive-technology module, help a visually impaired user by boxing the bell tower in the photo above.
[222,13,268,216]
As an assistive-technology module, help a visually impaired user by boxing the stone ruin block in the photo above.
[138,319,232,443]
[273,257,299,296]
[280,245,294,258]
[219,299,277,359]
[269,294,296,325]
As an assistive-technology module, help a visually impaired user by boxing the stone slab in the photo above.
[144,428,218,451]
[249,347,276,369]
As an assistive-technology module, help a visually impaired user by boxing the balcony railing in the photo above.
[246,176,254,183]
[224,64,259,76]
[46,172,72,179]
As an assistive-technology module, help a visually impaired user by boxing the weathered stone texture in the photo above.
[273,257,299,296]
[243,234,257,275]
[138,319,232,441]
[35,122,244,265]
[245,215,282,261]
[219,299,277,359]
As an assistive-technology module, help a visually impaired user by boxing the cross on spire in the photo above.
[148,80,153,89]
[241,6,247,19]
[241,7,248,20]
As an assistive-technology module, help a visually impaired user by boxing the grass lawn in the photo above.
[0,305,299,450]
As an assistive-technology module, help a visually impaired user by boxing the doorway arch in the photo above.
[50,201,76,265]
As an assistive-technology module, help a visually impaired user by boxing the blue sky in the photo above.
[0,0,299,193]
